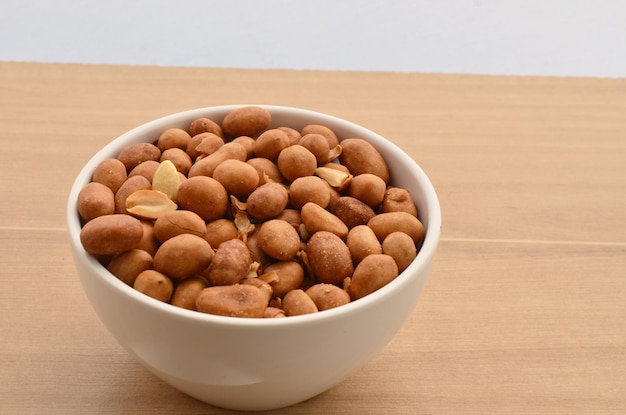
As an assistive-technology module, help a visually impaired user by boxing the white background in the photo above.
[1,0,625,78]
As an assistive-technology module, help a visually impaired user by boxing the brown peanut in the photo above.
[282,289,318,316]
[171,276,209,311]
[256,219,300,261]
[299,133,330,164]
[382,231,417,272]
[91,158,127,193]
[107,249,153,286]
[339,138,390,184]
[346,225,382,265]
[177,176,229,221]
[128,160,160,183]
[329,196,376,229]
[367,211,425,244]
[348,254,398,301]
[263,261,305,299]
[189,117,224,138]
[117,142,161,173]
[305,283,350,311]
[348,173,387,207]
[301,202,348,239]
[222,106,271,138]
[206,238,252,286]
[253,129,290,161]
[157,128,191,151]
[382,187,418,216]
[277,145,317,182]
[153,234,214,280]
[301,124,339,148]
[204,219,238,249]
[306,231,353,285]
[196,284,267,318]
[133,270,174,303]
[154,209,207,242]
[114,175,151,214]
[188,141,247,177]
[77,182,115,221]
[80,214,143,256]
[246,182,289,221]
[289,176,332,210]
[212,159,260,198]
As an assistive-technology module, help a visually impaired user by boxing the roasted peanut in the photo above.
[221,106,271,138]
[212,159,260,198]
[301,202,348,239]
[91,158,127,193]
[247,157,284,184]
[128,160,160,183]
[367,211,425,244]
[306,231,353,285]
[382,231,417,272]
[206,238,252,286]
[256,219,301,261]
[282,289,318,316]
[133,270,174,302]
[189,117,224,139]
[382,187,418,216]
[277,126,301,145]
[301,124,339,148]
[117,142,161,173]
[305,283,350,311]
[253,129,290,161]
[77,182,115,221]
[136,220,159,257]
[246,182,289,221]
[153,234,214,280]
[160,148,193,176]
[177,176,229,221]
[154,209,207,242]
[277,145,317,182]
[329,196,376,229]
[171,276,209,311]
[125,189,178,220]
[231,135,256,159]
[196,284,267,318]
[157,128,191,151]
[80,213,144,256]
[339,138,390,184]
[348,254,398,301]
[188,141,247,177]
[299,133,330,164]
[346,225,382,265]
[288,176,332,210]
[204,219,239,249]
[189,132,224,159]
[114,175,152,214]
[348,173,387,207]
[263,261,305,298]
[107,249,153,286]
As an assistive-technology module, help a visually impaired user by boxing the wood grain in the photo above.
[1,62,624,414]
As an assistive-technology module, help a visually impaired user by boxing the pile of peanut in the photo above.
[78,106,425,318]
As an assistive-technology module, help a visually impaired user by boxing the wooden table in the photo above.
[1,62,625,414]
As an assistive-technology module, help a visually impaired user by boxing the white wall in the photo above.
[1,0,625,78]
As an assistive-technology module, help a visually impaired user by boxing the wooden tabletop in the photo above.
[1,62,625,414]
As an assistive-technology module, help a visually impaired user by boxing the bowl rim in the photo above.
[67,104,441,329]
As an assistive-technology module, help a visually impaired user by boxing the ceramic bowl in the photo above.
[67,105,441,411]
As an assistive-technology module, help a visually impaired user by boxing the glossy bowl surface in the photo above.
[67,105,441,411]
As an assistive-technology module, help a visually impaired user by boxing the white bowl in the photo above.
[66,105,441,411]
